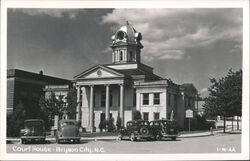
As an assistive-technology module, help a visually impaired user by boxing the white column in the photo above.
[105,84,110,121]
[120,84,124,126]
[89,85,94,132]
[81,86,89,128]
[76,86,81,121]
[112,52,115,63]
[136,92,140,111]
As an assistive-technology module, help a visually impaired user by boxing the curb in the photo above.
[7,133,213,143]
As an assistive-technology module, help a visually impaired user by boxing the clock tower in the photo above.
[110,21,143,64]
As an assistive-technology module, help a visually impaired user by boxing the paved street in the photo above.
[7,133,241,153]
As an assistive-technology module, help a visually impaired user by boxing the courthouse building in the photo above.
[74,22,198,132]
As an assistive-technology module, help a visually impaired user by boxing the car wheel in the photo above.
[140,127,149,135]
[155,132,162,141]
[130,133,136,142]
[171,137,176,141]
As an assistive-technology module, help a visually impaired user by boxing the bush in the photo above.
[99,118,116,132]
[99,120,106,132]
[107,117,115,132]
[116,116,122,131]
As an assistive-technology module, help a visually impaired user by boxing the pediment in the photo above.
[74,65,124,79]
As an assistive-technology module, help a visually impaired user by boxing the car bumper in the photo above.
[135,134,151,139]
[21,136,45,139]
[21,136,45,142]
[58,136,80,140]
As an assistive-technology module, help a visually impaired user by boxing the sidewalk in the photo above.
[7,130,216,143]
[179,130,212,138]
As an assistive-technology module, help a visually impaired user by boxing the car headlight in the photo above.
[57,131,62,137]
[21,129,29,135]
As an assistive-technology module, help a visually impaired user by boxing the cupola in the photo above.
[110,21,143,64]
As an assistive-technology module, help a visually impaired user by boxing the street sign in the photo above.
[186,109,193,118]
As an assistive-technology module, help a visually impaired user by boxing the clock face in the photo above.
[97,70,102,77]
[117,31,125,40]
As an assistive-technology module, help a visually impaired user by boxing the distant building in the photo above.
[7,69,72,118]
[74,22,198,132]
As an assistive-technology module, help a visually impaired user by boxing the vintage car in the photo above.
[118,120,152,141]
[56,119,81,143]
[150,119,179,140]
[20,119,46,144]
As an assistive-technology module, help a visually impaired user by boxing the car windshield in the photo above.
[127,122,134,127]
[162,121,176,126]
[60,121,76,127]
[154,122,163,126]
[139,121,149,126]
[24,121,43,128]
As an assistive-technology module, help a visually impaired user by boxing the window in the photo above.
[143,112,149,120]
[101,91,106,107]
[153,93,160,105]
[133,89,136,106]
[93,92,96,107]
[188,97,191,107]
[154,112,160,120]
[168,93,171,106]
[143,93,149,105]
[109,90,113,107]
[174,94,178,114]
[120,51,123,61]
[100,113,105,122]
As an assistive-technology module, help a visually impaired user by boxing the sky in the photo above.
[7,8,242,97]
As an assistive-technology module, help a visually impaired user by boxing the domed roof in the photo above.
[112,21,142,43]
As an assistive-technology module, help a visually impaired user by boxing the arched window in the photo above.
[120,51,123,61]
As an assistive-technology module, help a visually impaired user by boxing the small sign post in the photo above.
[185,109,193,131]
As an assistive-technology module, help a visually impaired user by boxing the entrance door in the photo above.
[100,113,112,121]
[101,113,105,122]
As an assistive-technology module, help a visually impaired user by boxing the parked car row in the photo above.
[20,119,179,144]
[118,119,179,141]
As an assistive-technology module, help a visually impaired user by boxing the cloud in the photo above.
[102,8,242,61]
[199,88,208,94]
[10,9,80,19]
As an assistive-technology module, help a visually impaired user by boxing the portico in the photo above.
[74,65,128,132]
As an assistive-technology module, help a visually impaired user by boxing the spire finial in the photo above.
[126,21,129,25]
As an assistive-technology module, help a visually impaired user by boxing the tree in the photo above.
[39,88,78,128]
[7,101,26,137]
[203,69,242,132]
[65,87,78,119]
[39,92,65,128]
[132,110,142,120]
